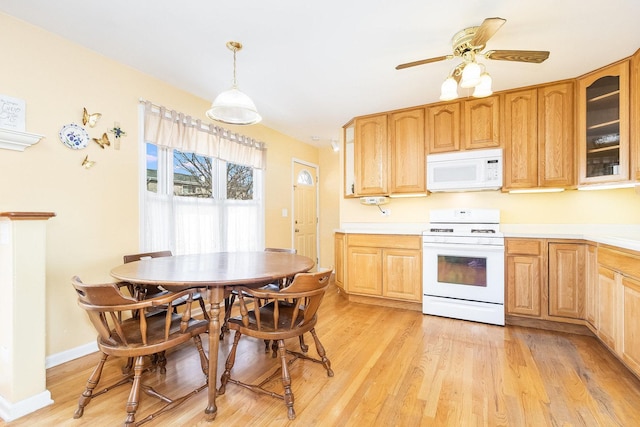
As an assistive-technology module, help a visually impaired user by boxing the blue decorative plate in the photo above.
[59,123,89,150]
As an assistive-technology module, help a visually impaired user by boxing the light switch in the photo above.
[282,208,288,217]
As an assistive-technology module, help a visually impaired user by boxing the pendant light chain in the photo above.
[232,46,238,88]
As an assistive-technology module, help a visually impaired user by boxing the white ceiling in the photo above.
[1,0,640,147]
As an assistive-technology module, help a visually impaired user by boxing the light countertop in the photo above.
[336,222,640,252]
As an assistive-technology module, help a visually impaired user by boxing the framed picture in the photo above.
[0,94,26,131]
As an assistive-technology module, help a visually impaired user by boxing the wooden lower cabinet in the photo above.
[585,244,598,329]
[340,234,422,303]
[382,248,422,301]
[347,246,382,296]
[506,254,542,317]
[622,276,640,375]
[334,232,346,291]
[548,243,585,319]
[505,238,544,317]
[597,266,619,351]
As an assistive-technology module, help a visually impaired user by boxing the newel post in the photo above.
[0,212,55,421]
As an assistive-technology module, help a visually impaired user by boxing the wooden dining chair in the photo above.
[218,268,334,420]
[71,276,209,427]
[220,247,297,341]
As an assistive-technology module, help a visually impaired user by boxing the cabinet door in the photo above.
[503,89,538,189]
[354,115,388,195]
[343,121,355,197]
[548,243,585,319]
[577,61,630,185]
[334,233,345,291]
[622,276,640,376]
[389,108,426,194]
[463,95,501,150]
[585,244,598,328]
[631,48,640,181]
[597,266,618,351]
[538,82,575,187]
[382,249,422,301]
[426,102,461,153]
[347,246,382,295]
[506,255,542,317]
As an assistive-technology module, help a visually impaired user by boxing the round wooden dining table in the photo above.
[110,251,315,421]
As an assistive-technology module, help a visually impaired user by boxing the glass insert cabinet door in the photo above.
[578,61,630,184]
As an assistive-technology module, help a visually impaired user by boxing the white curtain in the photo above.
[141,101,265,255]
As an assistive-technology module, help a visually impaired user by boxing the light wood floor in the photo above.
[4,284,640,427]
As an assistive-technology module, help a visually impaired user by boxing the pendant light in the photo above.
[206,41,262,125]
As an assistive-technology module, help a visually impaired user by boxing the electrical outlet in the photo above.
[381,208,391,216]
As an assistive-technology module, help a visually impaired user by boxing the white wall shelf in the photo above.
[0,128,44,151]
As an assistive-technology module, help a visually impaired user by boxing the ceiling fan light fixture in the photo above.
[206,41,261,126]
[460,61,481,88]
[472,72,493,98]
[439,76,459,101]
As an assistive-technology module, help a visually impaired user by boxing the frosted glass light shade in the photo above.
[206,87,262,125]
[460,62,481,88]
[472,73,493,98]
[439,77,458,101]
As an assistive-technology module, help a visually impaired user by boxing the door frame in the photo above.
[291,158,320,267]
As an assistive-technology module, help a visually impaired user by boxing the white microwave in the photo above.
[426,148,503,192]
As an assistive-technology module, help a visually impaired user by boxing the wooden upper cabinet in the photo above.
[463,95,501,150]
[389,108,426,194]
[504,89,538,189]
[503,83,575,190]
[577,61,630,185]
[354,114,388,195]
[631,48,640,181]
[538,82,575,187]
[426,102,461,154]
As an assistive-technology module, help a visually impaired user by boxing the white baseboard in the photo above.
[0,390,53,422]
[45,341,98,369]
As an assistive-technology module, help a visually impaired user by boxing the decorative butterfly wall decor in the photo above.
[81,155,95,169]
[93,132,111,149]
[82,107,102,127]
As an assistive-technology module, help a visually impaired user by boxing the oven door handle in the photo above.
[423,243,505,252]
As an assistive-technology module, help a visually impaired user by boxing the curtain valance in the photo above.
[142,100,266,169]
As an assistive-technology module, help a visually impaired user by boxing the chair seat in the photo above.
[99,312,208,357]
[228,302,316,340]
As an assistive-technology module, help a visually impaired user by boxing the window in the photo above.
[297,170,313,186]
[140,102,265,255]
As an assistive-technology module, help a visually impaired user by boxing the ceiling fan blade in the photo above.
[470,17,506,48]
[484,49,550,63]
[395,55,452,70]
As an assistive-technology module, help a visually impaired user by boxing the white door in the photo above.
[293,161,318,267]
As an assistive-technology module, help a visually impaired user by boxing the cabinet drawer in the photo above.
[347,234,421,250]
[599,246,640,280]
[506,239,542,256]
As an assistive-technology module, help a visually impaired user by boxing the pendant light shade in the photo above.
[206,41,261,125]
[207,88,261,125]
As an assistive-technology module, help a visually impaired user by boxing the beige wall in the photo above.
[339,186,640,224]
[0,13,334,357]
[319,146,341,269]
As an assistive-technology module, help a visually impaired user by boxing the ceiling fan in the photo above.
[395,17,550,70]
